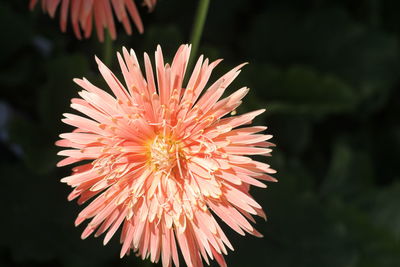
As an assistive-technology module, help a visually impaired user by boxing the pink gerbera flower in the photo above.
[30,0,157,41]
[57,45,277,267]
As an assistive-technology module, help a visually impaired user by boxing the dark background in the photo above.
[1,0,400,266]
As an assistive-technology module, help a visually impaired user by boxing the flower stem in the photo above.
[103,30,113,67]
[189,0,211,69]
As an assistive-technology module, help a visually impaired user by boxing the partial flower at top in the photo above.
[30,0,157,41]
[57,45,277,267]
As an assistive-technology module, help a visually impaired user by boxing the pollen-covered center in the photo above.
[148,135,184,172]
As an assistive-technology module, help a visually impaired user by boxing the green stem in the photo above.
[189,0,211,69]
[103,30,113,67]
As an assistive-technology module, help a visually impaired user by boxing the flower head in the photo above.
[57,45,277,267]
[30,0,157,41]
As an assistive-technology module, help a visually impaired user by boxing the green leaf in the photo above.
[245,6,399,114]
[320,138,374,197]
[368,183,400,240]
[252,65,358,118]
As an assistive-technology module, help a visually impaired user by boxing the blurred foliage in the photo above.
[0,0,400,267]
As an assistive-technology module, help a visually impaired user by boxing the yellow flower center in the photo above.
[148,135,183,172]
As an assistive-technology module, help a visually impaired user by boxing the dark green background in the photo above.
[1,0,400,266]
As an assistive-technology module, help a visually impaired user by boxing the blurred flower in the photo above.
[30,0,157,41]
[57,45,277,267]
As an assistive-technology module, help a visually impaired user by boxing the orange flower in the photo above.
[57,45,277,267]
[30,0,157,41]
